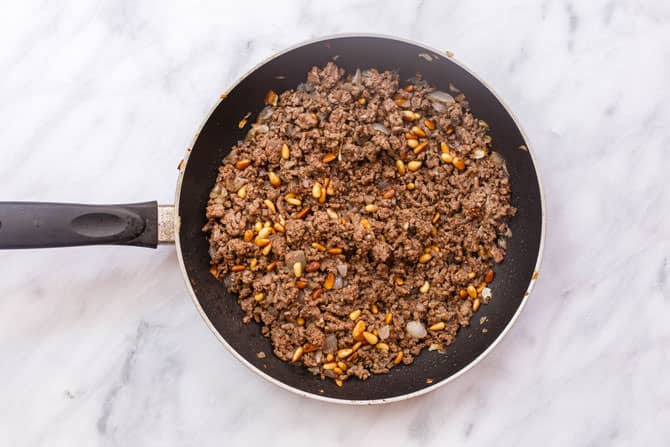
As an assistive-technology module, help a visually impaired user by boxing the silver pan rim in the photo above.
[174,33,546,405]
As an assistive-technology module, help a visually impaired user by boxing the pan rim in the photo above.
[174,33,546,405]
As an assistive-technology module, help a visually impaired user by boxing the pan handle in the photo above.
[0,201,170,249]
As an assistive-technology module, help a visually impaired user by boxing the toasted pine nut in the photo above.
[376,342,390,352]
[257,227,273,239]
[424,119,435,130]
[293,262,303,278]
[322,152,337,163]
[337,348,353,359]
[419,253,432,264]
[254,292,264,302]
[352,320,366,340]
[337,361,347,370]
[467,285,477,299]
[401,110,416,121]
[236,185,247,199]
[268,171,281,188]
[324,272,335,289]
[327,247,343,255]
[404,85,415,92]
[459,289,468,298]
[395,277,404,286]
[477,282,486,293]
[262,242,272,256]
[446,126,454,135]
[429,322,446,331]
[406,139,419,149]
[357,97,366,105]
[255,237,271,247]
[263,199,277,214]
[385,313,393,324]
[235,159,251,170]
[296,317,305,325]
[311,288,322,300]
[285,192,296,199]
[312,182,322,199]
[393,351,404,364]
[281,143,290,160]
[468,271,476,279]
[413,141,428,154]
[406,182,415,190]
[333,367,343,375]
[266,261,277,272]
[319,188,327,203]
[363,331,378,345]
[371,304,379,314]
[420,281,430,294]
[485,269,495,283]
[295,207,311,219]
[441,152,453,163]
[411,126,426,138]
[335,379,343,387]
[325,354,334,362]
[254,221,263,232]
[295,280,308,289]
[326,182,335,195]
[323,362,337,370]
[265,89,278,106]
[290,346,304,362]
[452,157,465,170]
[311,242,326,252]
[273,222,285,233]
[407,160,422,171]
[349,309,361,320]
[396,159,406,175]
[360,218,371,230]
[326,208,339,219]
[473,298,481,312]
[286,197,302,206]
[440,141,449,153]
[432,212,440,224]
[306,261,320,273]
[231,265,246,272]
[365,204,378,213]
[382,188,395,199]
[249,258,258,269]
[209,266,218,278]
[351,341,362,353]
[243,229,254,242]
[404,132,416,140]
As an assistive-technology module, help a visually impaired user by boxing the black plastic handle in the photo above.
[0,202,158,249]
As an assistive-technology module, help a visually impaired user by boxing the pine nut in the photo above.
[406,139,419,149]
[255,237,271,247]
[295,280,308,289]
[326,354,334,362]
[376,342,390,352]
[312,182,322,199]
[324,272,335,289]
[327,247,343,255]
[452,157,465,170]
[237,185,247,199]
[268,171,281,187]
[363,331,378,345]
[352,320,366,340]
[413,141,428,154]
[262,242,272,256]
[485,270,495,283]
[281,143,290,160]
[357,97,366,105]
[293,262,303,278]
[459,289,468,298]
[266,261,277,272]
[468,271,476,279]
[337,361,347,370]
[306,261,320,273]
[371,304,379,314]
[337,348,353,359]
[352,341,362,353]
[406,182,415,190]
[335,379,343,387]
[243,230,254,242]
[382,188,395,199]
[326,208,338,219]
[396,159,406,175]
[440,142,449,153]
[401,110,416,121]
[333,367,343,375]
[257,227,273,239]
[273,222,285,233]
[254,292,264,302]
[349,309,361,320]
[360,218,371,230]
[473,298,481,312]
[231,265,246,272]
[411,126,426,138]
[419,253,432,264]
[420,281,430,294]
[296,317,305,325]
[365,204,378,213]
[395,277,404,286]
[286,197,302,206]
[249,258,258,269]
[432,212,440,224]
[424,119,435,130]
[393,351,404,364]
[264,89,278,106]
[323,362,337,370]
[407,160,422,171]
[467,285,477,298]
[322,152,337,163]
[291,346,304,362]
[385,313,393,324]
[429,322,445,331]
[235,159,251,170]
[295,207,311,219]
[264,199,277,214]
[311,242,326,252]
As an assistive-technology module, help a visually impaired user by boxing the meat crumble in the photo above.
[203,63,515,384]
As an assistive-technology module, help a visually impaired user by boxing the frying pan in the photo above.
[0,35,545,404]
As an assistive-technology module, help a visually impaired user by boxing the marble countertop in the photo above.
[1,0,668,445]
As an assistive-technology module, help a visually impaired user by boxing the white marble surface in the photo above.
[1,0,669,445]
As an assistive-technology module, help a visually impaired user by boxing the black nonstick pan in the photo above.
[0,35,544,404]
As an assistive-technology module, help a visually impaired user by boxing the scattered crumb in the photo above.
[177,159,185,171]
[532,271,539,280]
[482,328,488,333]
[479,316,488,325]
[219,92,228,99]
[445,50,454,57]
[256,351,266,359]
[519,144,528,151]
[425,377,434,384]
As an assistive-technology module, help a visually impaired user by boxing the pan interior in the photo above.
[177,36,542,402]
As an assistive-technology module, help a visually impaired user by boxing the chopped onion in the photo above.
[333,276,344,289]
[378,325,390,340]
[285,250,306,271]
[314,351,323,363]
[427,90,455,104]
[247,123,269,138]
[490,152,509,177]
[418,53,433,62]
[406,321,427,339]
[481,287,492,300]
[416,303,425,312]
[257,106,274,123]
[324,334,338,353]
[352,68,361,85]
[431,101,448,113]
[336,264,348,277]
[472,148,487,159]
[372,122,390,135]
[297,82,315,93]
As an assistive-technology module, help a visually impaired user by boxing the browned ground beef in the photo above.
[203,63,515,384]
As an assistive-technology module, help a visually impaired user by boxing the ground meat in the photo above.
[204,63,515,385]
